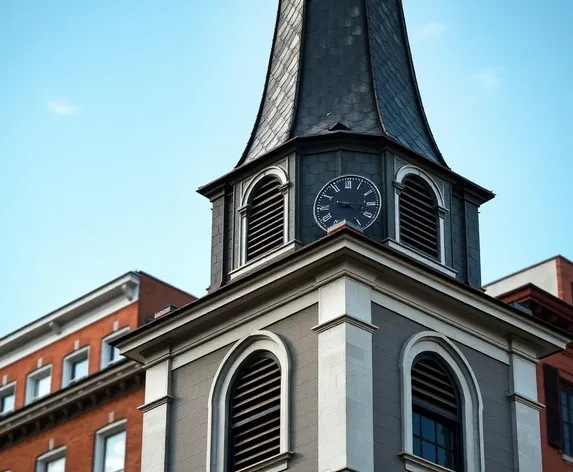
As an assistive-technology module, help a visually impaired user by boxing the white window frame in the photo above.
[35,445,66,472]
[394,165,447,265]
[61,346,90,387]
[26,365,52,405]
[93,418,127,472]
[206,330,292,472]
[100,328,130,369]
[0,381,16,415]
[238,166,290,267]
[399,331,485,472]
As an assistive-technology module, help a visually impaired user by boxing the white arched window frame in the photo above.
[394,165,447,264]
[399,331,485,472]
[206,331,292,472]
[238,166,290,266]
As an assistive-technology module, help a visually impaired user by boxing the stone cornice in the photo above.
[0,360,143,449]
[312,315,379,334]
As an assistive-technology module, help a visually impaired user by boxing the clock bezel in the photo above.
[312,174,382,232]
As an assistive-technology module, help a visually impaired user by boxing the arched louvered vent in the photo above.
[399,176,439,259]
[230,354,281,471]
[412,357,458,417]
[247,178,284,261]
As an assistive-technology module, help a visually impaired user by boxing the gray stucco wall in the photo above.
[371,302,513,471]
[168,304,318,472]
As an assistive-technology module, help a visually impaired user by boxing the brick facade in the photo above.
[0,272,194,472]
[0,389,144,472]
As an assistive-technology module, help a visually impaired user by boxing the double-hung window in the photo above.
[62,347,89,387]
[94,420,127,472]
[101,328,129,369]
[0,382,16,415]
[36,447,66,472]
[26,365,52,404]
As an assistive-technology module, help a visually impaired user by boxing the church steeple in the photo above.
[200,0,493,294]
[239,0,445,166]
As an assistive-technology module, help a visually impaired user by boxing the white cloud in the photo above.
[418,21,448,38]
[472,67,503,92]
[48,99,77,115]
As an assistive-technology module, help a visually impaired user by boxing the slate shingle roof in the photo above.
[238,0,446,167]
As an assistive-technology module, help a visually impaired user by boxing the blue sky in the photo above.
[0,0,571,337]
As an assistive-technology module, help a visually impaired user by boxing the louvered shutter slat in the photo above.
[399,177,439,259]
[412,359,458,417]
[230,355,282,471]
[247,179,284,261]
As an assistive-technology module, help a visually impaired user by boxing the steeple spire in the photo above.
[239,0,445,167]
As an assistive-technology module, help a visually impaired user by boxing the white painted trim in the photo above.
[101,327,130,369]
[394,165,446,264]
[25,364,52,405]
[230,240,298,281]
[61,346,90,388]
[206,331,291,472]
[0,381,16,415]
[35,445,66,472]
[93,419,127,472]
[400,452,455,472]
[400,331,485,472]
[383,240,456,278]
[0,274,139,368]
[239,166,290,267]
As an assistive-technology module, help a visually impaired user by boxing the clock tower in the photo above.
[117,3,570,472]
[199,0,492,293]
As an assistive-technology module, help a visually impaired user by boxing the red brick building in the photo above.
[0,271,194,472]
[485,256,573,471]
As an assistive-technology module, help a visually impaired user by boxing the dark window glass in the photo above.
[561,385,573,456]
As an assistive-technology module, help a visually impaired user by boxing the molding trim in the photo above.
[312,314,378,334]
[382,240,456,278]
[230,240,299,281]
[507,392,544,411]
[138,395,173,413]
[400,452,455,472]
[400,331,485,472]
[0,361,143,450]
[206,331,291,472]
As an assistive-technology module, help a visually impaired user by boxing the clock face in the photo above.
[313,175,382,231]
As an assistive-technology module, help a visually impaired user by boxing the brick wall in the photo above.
[138,274,195,325]
[556,257,573,305]
[0,388,144,472]
[538,348,573,471]
[0,302,139,410]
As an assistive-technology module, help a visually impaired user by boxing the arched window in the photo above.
[229,354,281,471]
[411,355,461,470]
[207,331,291,472]
[246,177,285,261]
[400,332,485,472]
[399,176,439,260]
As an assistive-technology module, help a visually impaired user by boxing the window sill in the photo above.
[230,241,299,281]
[562,453,573,466]
[399,452,454,472]
[383,239,456,278]
[237,451,293,472]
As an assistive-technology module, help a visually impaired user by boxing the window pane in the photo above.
[413,437,421,456]
[47,457,65,472]
[413,412,420,436]
[1,393,15,412]
[438,447,454,469]
[563,391,569,408]
[35,375,51,398]
[436,422,452,448]
[422,440,436,463]
[565,425,572,456]
[421,416,435,442]
[104,430,126,472]
[71,358,88,380]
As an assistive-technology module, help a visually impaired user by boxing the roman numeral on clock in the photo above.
[318,205,330,211]
[344,179,352,189]
[363,211,373,218]
[331,183,340,193]
[322,214,332,223]
[364,189,373,196]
